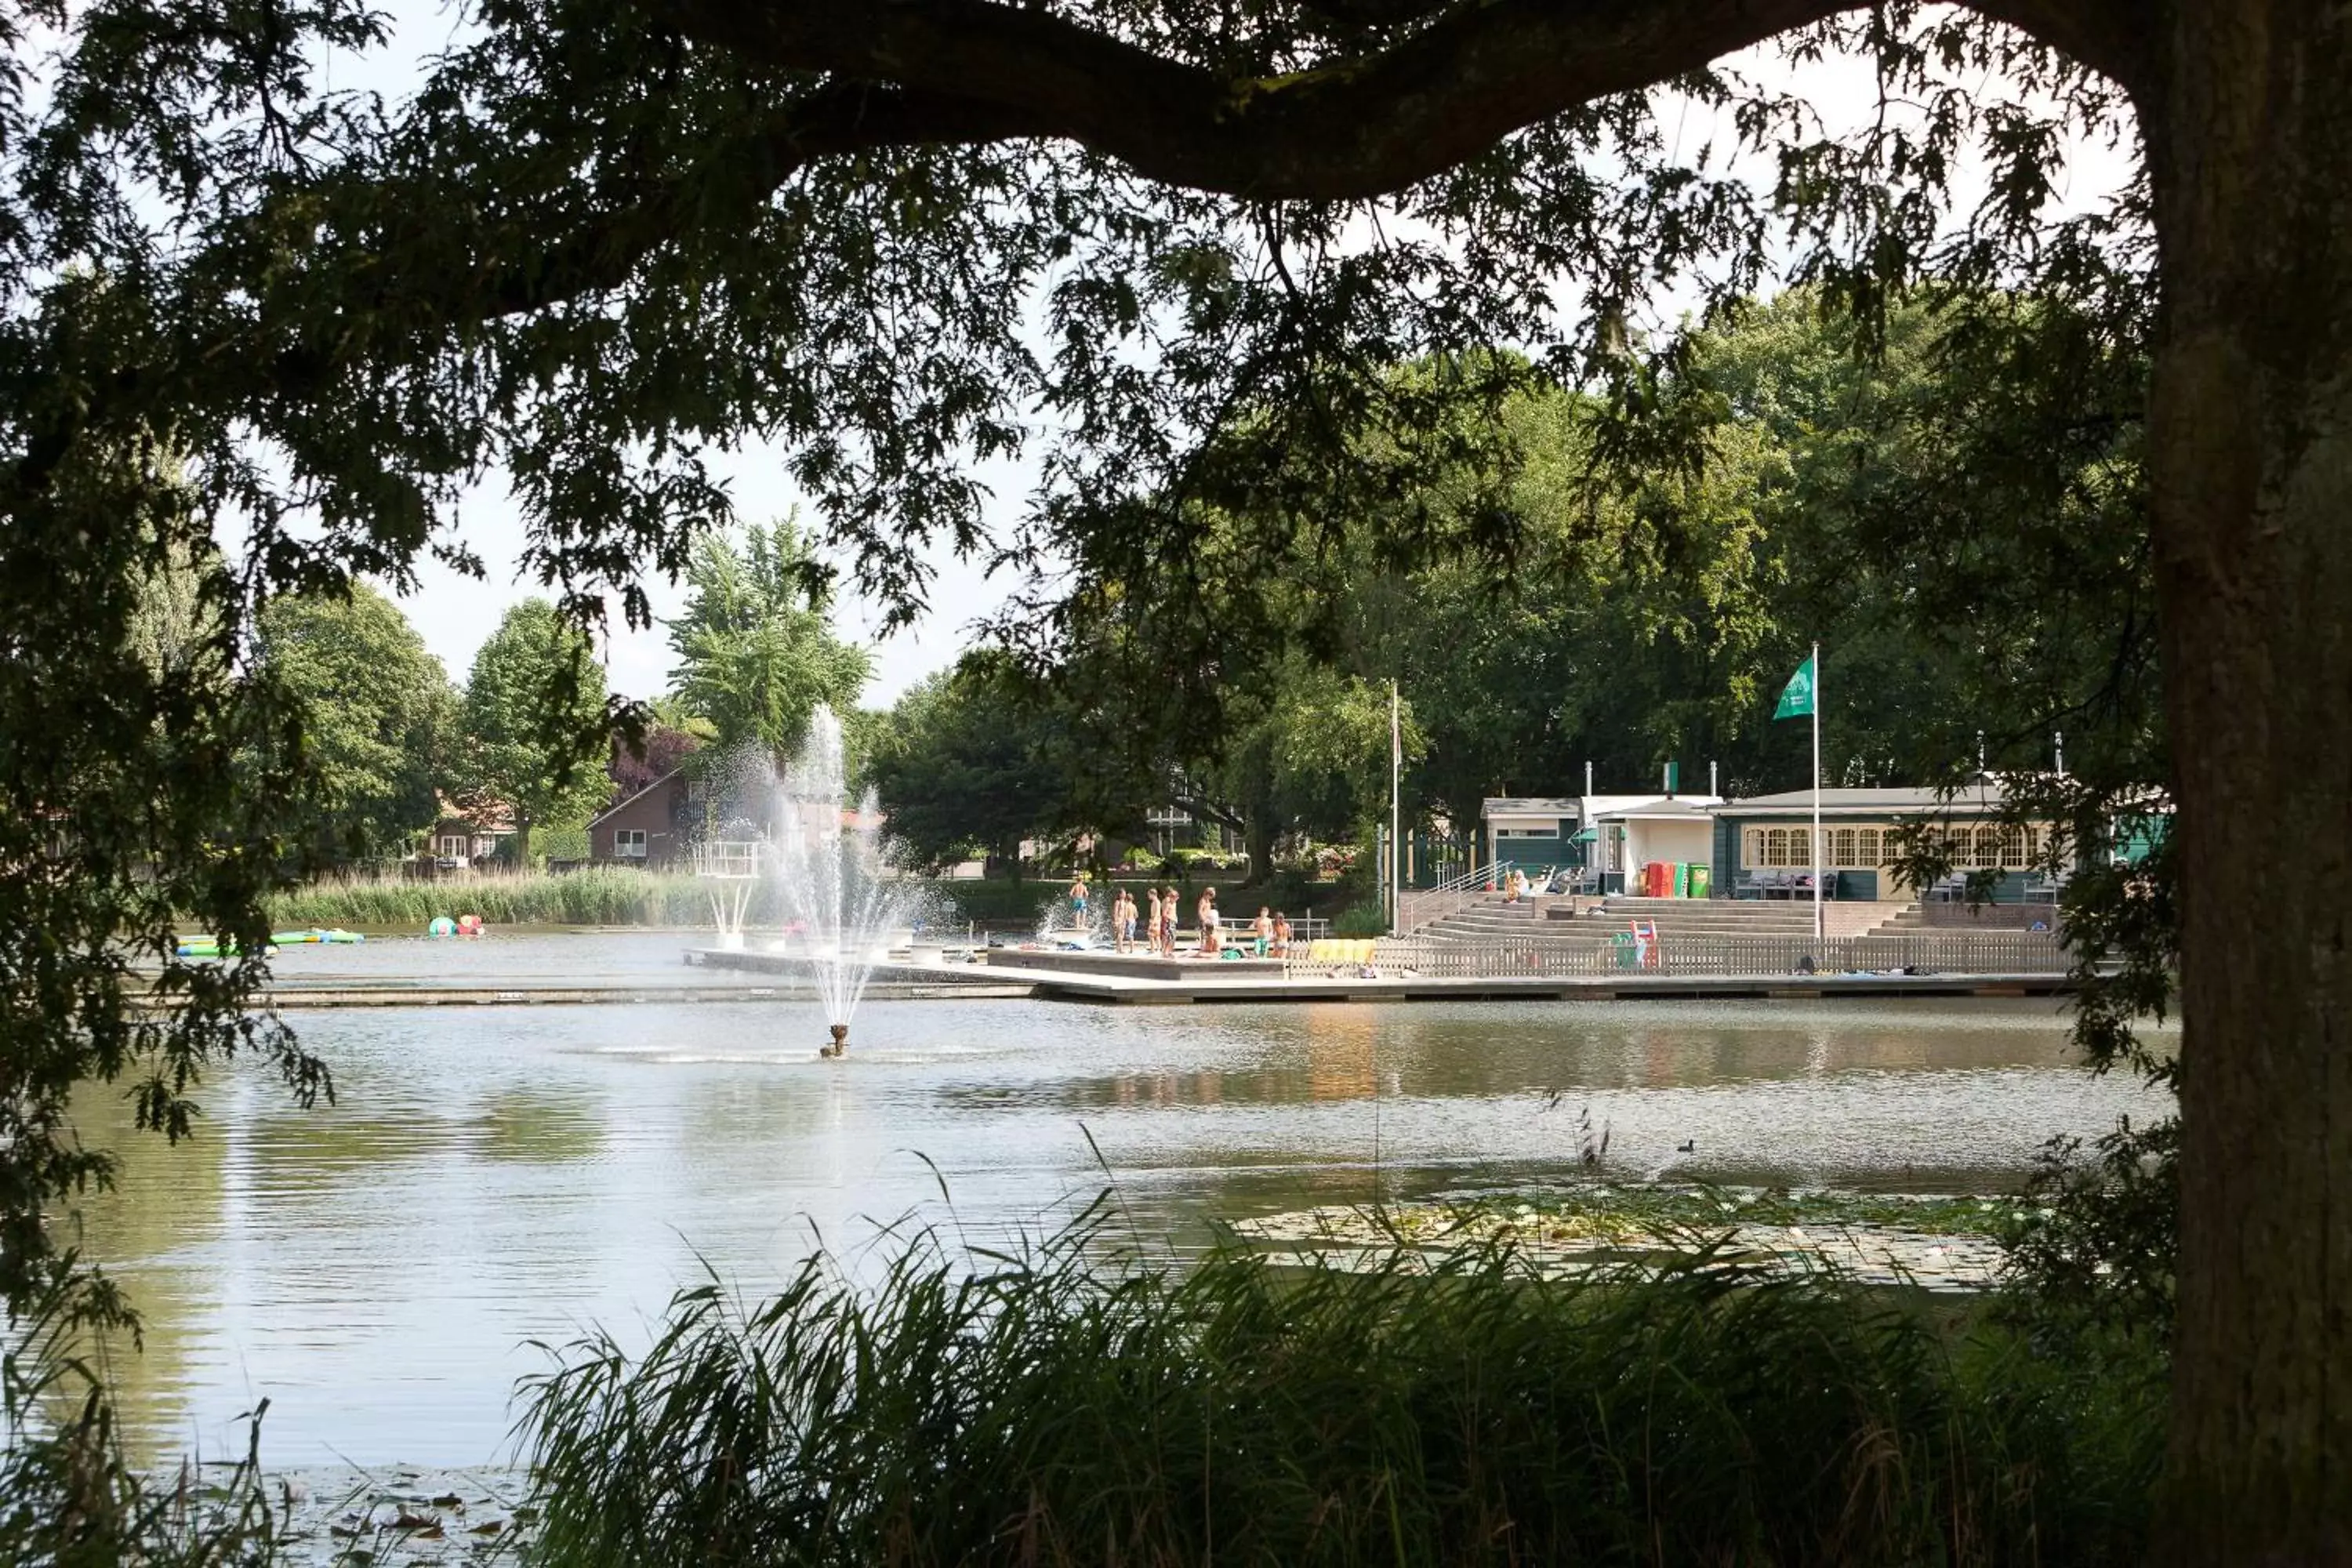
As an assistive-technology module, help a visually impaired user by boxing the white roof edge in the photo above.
[588,765,684,828]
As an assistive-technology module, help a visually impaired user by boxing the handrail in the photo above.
[1423,860,1497,895]
[1395,860,1529,936]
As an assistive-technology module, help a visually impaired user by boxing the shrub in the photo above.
[517,1215,2162,1568]
[1331,899,1388,937]
[1168,846,1246,873]
[921,879,1063,926]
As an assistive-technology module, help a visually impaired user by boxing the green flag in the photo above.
[1773,654,1816,720]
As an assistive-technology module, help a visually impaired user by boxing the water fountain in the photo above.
[766,705,925,1057]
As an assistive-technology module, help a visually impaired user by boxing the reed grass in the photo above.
[264,867,1335,931]
[263,867,755,929]
[517,1211,2163,1567]
[2,1281,279,1566]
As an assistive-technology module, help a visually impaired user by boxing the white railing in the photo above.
[690,840,766,879]
[1395,860,1531,936]
[1348,930,2068,980]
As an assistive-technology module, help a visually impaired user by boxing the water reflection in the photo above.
[64,994,2165,1470]
[984,1004,2077,1113]
[469,1087,605,1164]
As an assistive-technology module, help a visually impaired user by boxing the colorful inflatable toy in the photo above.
[456,913,485,937]
[174,935,272,959]
[428,916,457,938]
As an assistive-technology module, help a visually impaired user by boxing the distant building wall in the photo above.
[590,774,691,867]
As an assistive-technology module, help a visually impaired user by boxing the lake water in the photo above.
[77,933,2164,1469]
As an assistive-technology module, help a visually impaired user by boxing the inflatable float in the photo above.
[174,928,363,958]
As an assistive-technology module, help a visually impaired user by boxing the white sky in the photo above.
[335,5,2136,706]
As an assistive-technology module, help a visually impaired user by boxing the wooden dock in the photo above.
[686,947,2076,1007]
[140,949,2074,1011]
[154,978,1033,1011]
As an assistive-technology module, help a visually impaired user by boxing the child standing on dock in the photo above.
[1144,888,1161,956]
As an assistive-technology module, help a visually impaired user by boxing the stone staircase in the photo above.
[1411,893,1917,946]
[1411,896,1603,949]
[1863,900,2058,935]
[1396,891,2069,976]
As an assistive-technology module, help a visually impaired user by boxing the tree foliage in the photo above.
[0,474,328,1329]
[259,583,456,864]
[1016,293,2156,864]
[866,664,1074,876]
[460,599,614,863]
[666,522,873,758]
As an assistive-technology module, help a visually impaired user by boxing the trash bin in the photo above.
[1688,865,1711,899]
[1672,862,1690,898]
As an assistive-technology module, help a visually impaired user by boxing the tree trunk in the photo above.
[514,813,532,868]
[2144,2,2352,1558]
[1246,811,1276,887]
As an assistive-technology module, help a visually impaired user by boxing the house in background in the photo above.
[589,767,695,868]
[419,797,513,871]
[1591,797,1722,893]
[1480,793,1725,892]
[1478,797,1584,874]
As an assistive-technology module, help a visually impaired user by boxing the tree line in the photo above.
[219,519,874,873]
[869,292,2156,885]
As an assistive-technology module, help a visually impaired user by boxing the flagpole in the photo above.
[1811,639,1824,946]
[1390,679,1403,937]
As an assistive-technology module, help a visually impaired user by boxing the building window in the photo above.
[437,834,469,860]
[1494,825,1558,838]
[1750,825,1919,869]
[614,828,648,859]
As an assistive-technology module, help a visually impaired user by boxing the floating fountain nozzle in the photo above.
[820,1022,850,1058]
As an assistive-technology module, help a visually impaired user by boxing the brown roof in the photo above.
[434,793,517,833]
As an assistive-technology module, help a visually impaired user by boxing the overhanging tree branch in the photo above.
[285,82,1057,336]
[651,0,2152,202]
[14,84,1059,500]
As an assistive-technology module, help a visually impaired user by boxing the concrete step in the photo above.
[1416,925,1613,948]
[1420,918,1610,941]
[1570,915,1820,935]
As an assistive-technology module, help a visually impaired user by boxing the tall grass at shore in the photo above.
[263,867,726,929]
[2,1284,278,1565]
[518,1215,2163,1566]
[263,867,1346,931]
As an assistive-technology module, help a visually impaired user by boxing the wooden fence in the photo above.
[1342,931,2069,980]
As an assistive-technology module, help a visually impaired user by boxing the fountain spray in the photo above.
[768,705,924,1056]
